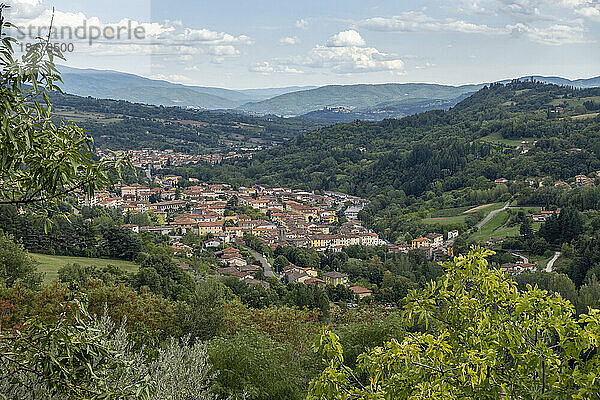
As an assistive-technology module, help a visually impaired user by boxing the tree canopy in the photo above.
[0,6,123,215]
[308,247,600,399]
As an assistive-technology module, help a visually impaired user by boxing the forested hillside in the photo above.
[237,82,484,116]
[180,81,600,190]
[49,93,325,153]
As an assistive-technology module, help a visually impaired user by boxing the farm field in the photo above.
[423,203,504,227]
[479,133,536,147]
[31,253,138,282]
[469,206,543,243]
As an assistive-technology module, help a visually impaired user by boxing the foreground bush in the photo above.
[308,247,600,399]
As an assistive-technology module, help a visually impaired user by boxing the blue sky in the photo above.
[7,0,600,88]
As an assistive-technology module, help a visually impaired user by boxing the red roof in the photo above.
[349,286,372,294]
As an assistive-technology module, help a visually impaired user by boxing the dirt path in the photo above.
[546,251,561,273]
[476,202,510,230]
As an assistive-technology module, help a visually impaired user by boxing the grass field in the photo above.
[571,112,599,120]
[31,253,138,282]
[423,203,504,227]
[529,254,552,271]
[55,108,124,124]
[469,206,542,243]
[422,215,468,226]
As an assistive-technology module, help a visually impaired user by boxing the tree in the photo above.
[0,231,41,289]
[520,215,533,237]
[0,298,151,399]
[308,247,600,399]
[0,7,124,216]
[176,278,226,341]
[273,255,291,273]
[209,332,308,400]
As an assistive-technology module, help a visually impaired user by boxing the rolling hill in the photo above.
[237,83,485,116]
[182,81,600,200]
[239,76,600,119]
[56,66,600,122]
[56,66,315,109]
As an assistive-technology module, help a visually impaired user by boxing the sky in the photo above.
[5,0,600,89]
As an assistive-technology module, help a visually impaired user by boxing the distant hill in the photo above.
[236,83,485,116]
[56,66,314,109]
[515,76,600,88]
[55,66,600,121]
[297,95,473,122]
[238,76,600,119]
[188,81,600,198]
[238,86,318,101]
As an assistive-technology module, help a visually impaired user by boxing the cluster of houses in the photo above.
[496,171,600,190]
[95,149,206,170]
[389,230,458,261]
[500,262,537,274]
[213,247,270,289]
[527,209,561,223]
[210,246,373,301]
[76,182,390,253]
[95,148,254,171]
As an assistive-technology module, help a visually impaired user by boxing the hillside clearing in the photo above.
[31,253,138,282]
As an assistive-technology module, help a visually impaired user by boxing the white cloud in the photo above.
[209,45,239,56]
[304,45,404,74]
[250,62,304,74]
[359,9,593,45]
[6,1,252,58]
[480,0,600,23]
[575,5,600,20]
[326,30,366,47]
[359,12,500,34]
[507,22,590,44]
[296,19,309,28]
[153,21,251,45]
[279,36,300,45]
[255,28,405,75]
[5,0,46,20]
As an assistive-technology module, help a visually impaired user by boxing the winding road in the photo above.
[241,245,276,278]
[476,202,511,230]
[546,251,562,273]
[510,252,529,264]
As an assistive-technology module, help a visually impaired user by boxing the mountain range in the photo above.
[57,66,316,109]
[57,66,600,121]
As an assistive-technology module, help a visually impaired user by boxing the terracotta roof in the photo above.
[349,286,372,294]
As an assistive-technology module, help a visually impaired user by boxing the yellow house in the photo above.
[575,174,594,186]
[197,221,223,235]
[426,233,444,248]
[412,237,430,249]
[323,271,349,286]
[163,175,182,185]
[309,235,326,248]
[225,226,244,238]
